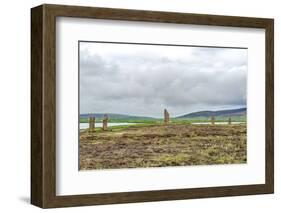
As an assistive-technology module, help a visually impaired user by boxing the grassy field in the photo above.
[79,123,247,170]
[80,116,246,123]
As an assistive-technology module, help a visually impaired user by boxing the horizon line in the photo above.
[80,107,247,118]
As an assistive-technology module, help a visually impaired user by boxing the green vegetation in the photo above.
[80,108,247,123]
[80,117,161,124]
[87,122,160,133]
[80,115,246,124]
[174,115,246,122]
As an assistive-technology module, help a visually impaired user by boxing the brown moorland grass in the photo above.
[79,124,246,170]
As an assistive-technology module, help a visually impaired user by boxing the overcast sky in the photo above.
[79,42,247,118]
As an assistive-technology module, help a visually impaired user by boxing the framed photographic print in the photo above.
[31,4,274,208]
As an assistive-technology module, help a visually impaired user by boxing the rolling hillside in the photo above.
[80,113,155,120]
[80,108,246,122]
[176,108,246,120]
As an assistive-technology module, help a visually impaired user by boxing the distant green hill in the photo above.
[80,113,155,122]
[175,108,246,121]
[80,108,247,123]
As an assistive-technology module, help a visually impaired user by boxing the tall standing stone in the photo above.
[211,116,215,125]
[164,109,170,125]
[102,114,109,131]
[89,117,95,132]
[228,117,232,125]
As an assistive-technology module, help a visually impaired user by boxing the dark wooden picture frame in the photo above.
[31,4,274,208]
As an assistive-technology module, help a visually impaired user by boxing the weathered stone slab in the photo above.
[164,109,170,125]
[88,117,95,132]
[103,114,109,131]
[211,116,215,125]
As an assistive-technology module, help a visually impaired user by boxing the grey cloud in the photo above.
[80,43,247,117]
